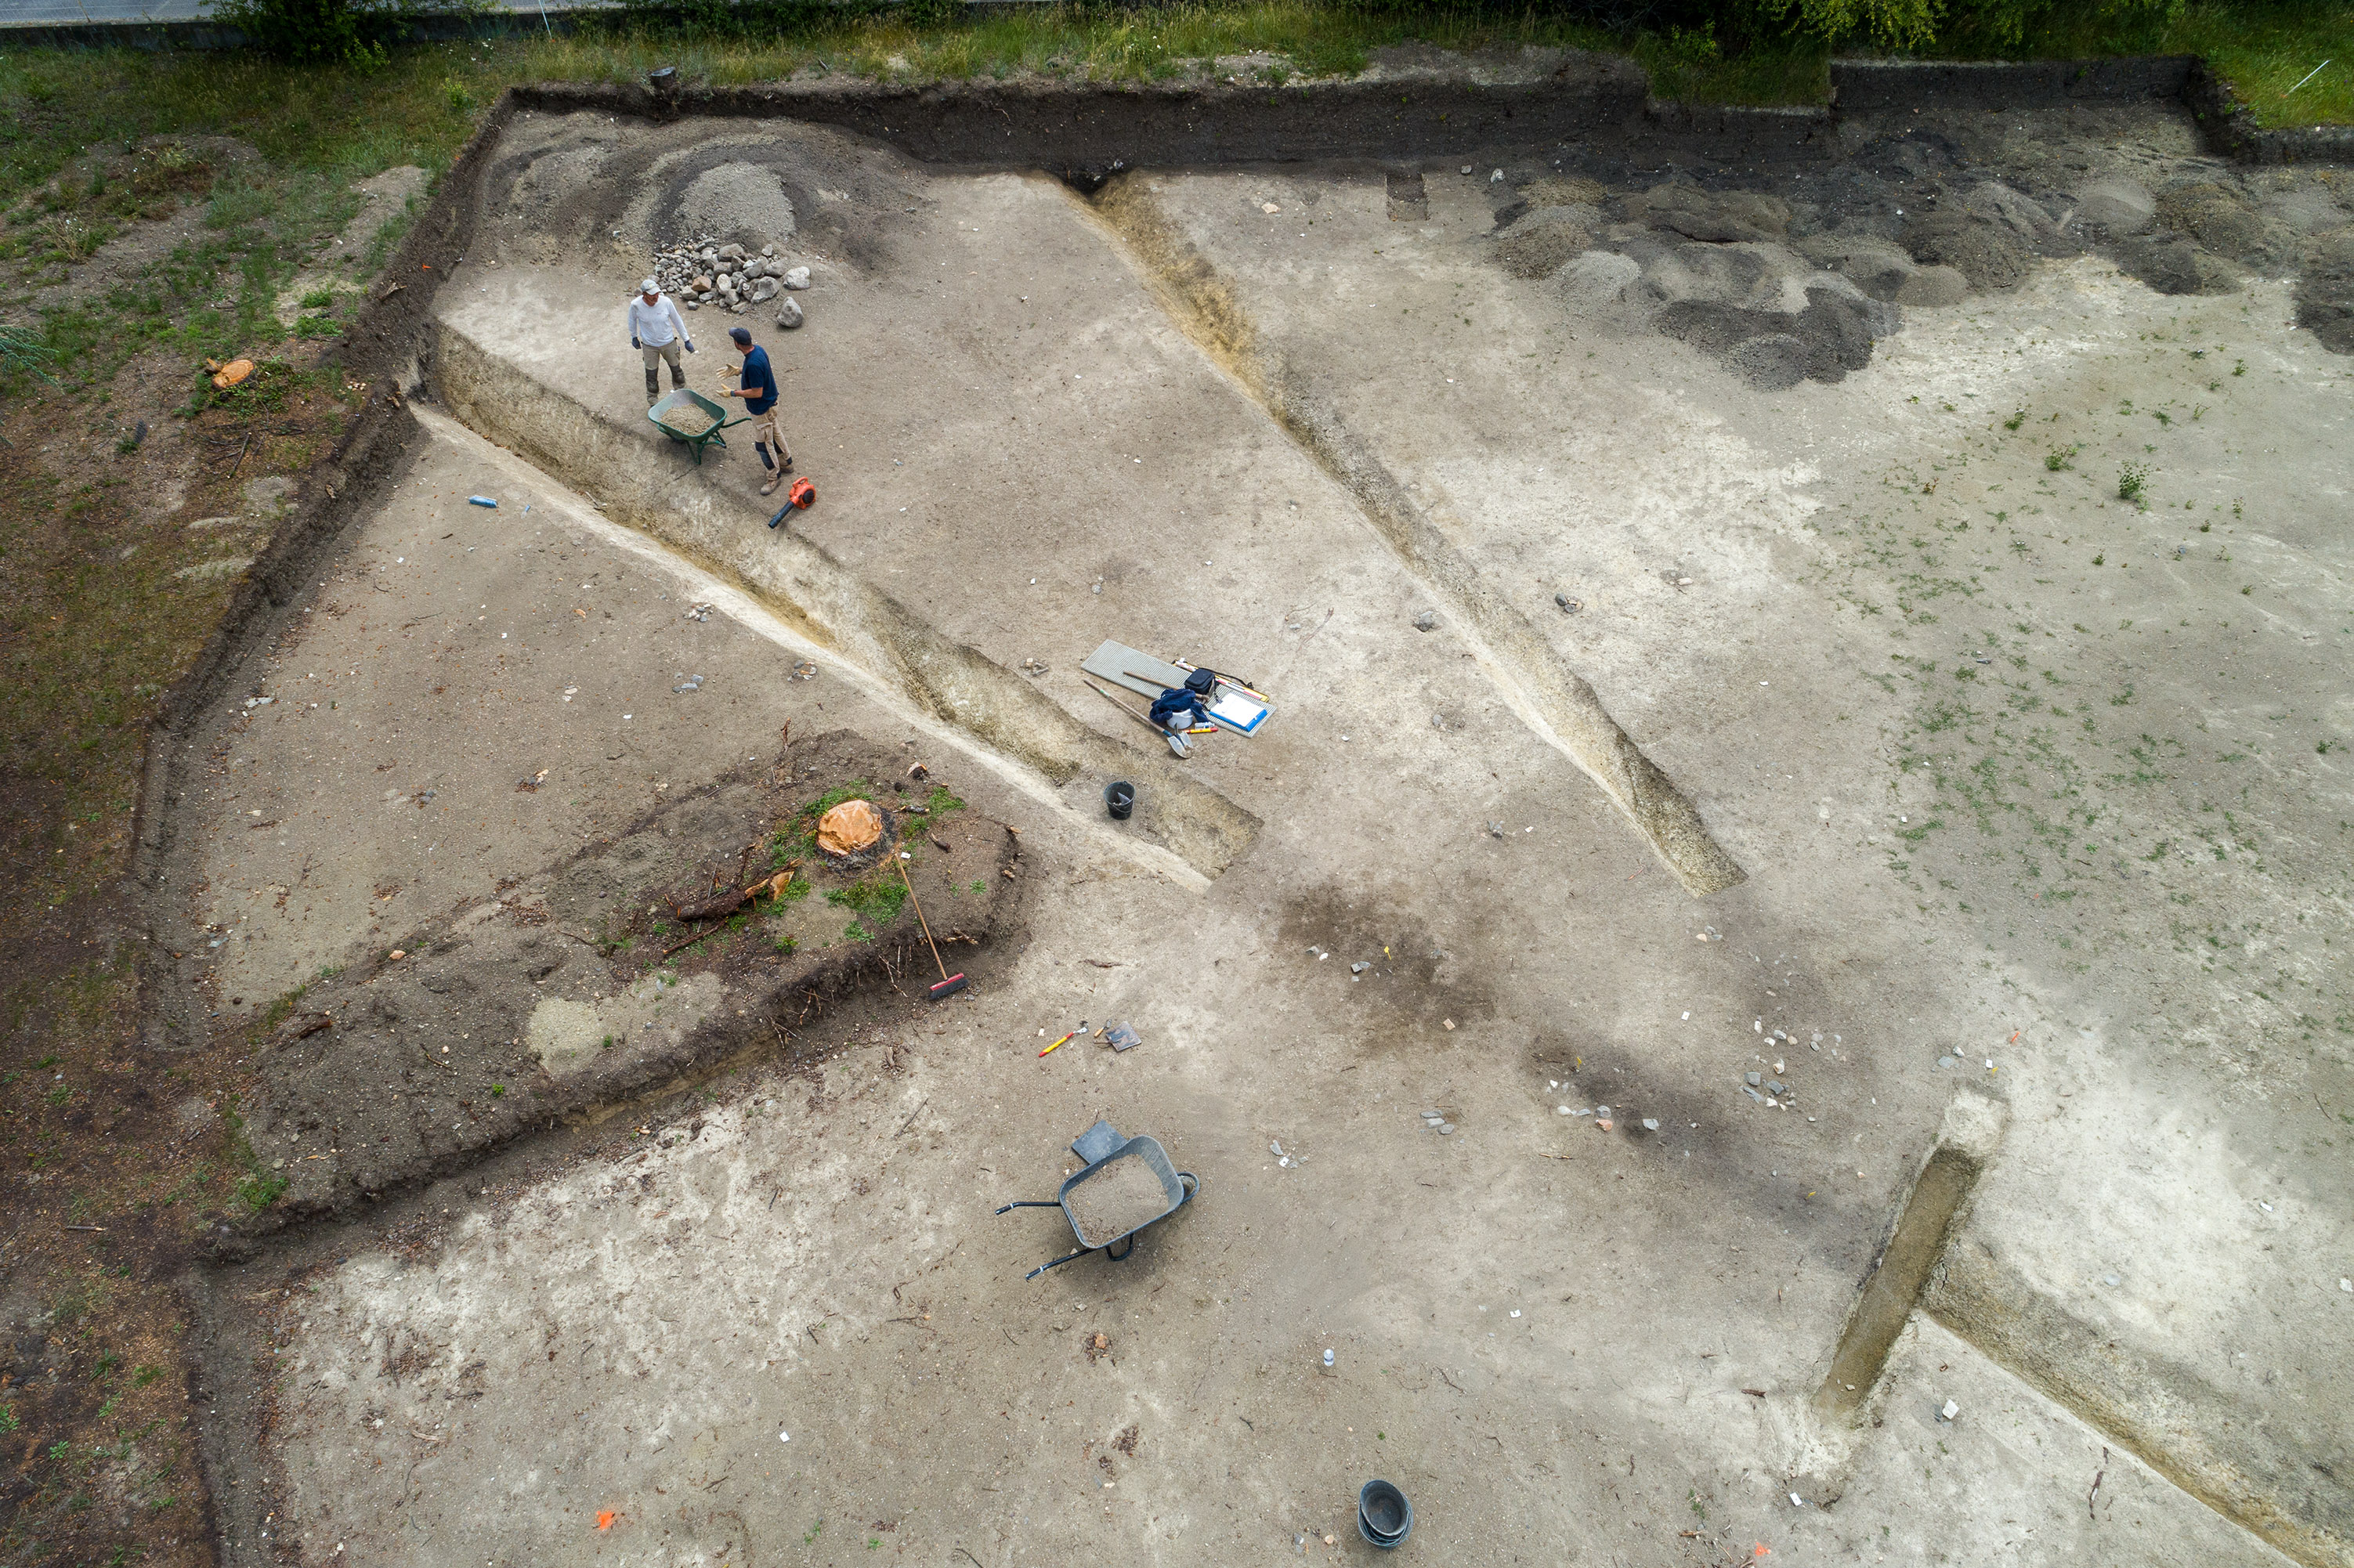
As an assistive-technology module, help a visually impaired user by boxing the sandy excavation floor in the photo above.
[162,88,2353,1568]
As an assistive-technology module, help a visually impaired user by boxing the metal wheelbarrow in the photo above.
[996,1120,1197,1281]
[647,387,746,464]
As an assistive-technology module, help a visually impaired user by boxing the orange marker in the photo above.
[1038,1031,1077,1058]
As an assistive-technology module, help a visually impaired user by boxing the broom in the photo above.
[896,861,967,999]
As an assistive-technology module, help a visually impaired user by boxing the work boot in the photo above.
[645,378,660,404]
[760,469,781,497]
[1165,730,1191,759]
[670,363,687,389]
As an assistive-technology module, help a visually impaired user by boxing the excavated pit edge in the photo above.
[1081,175,1746,898]
[427,325,1260,885]
[410,403,1217,893]
[1926,1252,2352,1567]
[1809,1093,2344,1567]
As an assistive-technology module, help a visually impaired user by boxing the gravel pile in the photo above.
[649,238,812,327]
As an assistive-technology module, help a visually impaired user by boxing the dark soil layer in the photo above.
[224,728,1019,1229]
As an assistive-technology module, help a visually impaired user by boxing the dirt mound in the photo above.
[2156,181,2286,267]
[677,160,799,250]
[2294,229,2354,352]
[1625,182,1792,244]
[1493,210,1595,278]
[1657,287,1890,388]
[2115,237,2244,296]
[1900,212,2031,291]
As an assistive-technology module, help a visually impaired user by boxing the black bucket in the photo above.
[1104,781,1134,821]
[1358,1480,1412,1548]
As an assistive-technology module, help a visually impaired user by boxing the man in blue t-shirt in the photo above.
[723,326,792,496]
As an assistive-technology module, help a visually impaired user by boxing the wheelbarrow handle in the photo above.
[995,1200,1060,1215]
[1025,1246,1090,1281]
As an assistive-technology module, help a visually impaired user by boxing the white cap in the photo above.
[639,277,660,295]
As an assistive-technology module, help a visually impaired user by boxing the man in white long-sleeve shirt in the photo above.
[627,278,695,405]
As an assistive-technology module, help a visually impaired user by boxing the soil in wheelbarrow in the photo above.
[1065,1156,1171,1248]
[657,403,720,439]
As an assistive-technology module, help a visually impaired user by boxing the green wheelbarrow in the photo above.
[648,388,746,464]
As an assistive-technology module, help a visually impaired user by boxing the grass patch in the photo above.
[826,874,909,932]
[1950,1,2354,128]
[232,1171,287,1212]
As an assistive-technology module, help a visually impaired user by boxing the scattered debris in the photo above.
[467,495,498,508]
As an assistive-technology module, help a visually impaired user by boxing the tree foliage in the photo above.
[201,0,487,67]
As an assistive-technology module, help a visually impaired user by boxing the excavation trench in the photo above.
[1926,1242,2354,1566]
[1814,1142,1983,1422]
[1813,1093,2347,1567]
[427,323,1260,883]
[1083,175,1747,898]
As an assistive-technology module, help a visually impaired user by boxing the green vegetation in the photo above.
[233,1169,288,1212]
[827,875,908,933]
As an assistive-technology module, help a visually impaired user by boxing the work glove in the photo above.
[631,337,640,349]
[685,340,696,353]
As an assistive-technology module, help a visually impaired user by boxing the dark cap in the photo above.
[728,326,753,345]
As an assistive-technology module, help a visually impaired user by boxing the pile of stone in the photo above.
[649,238,810,328]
